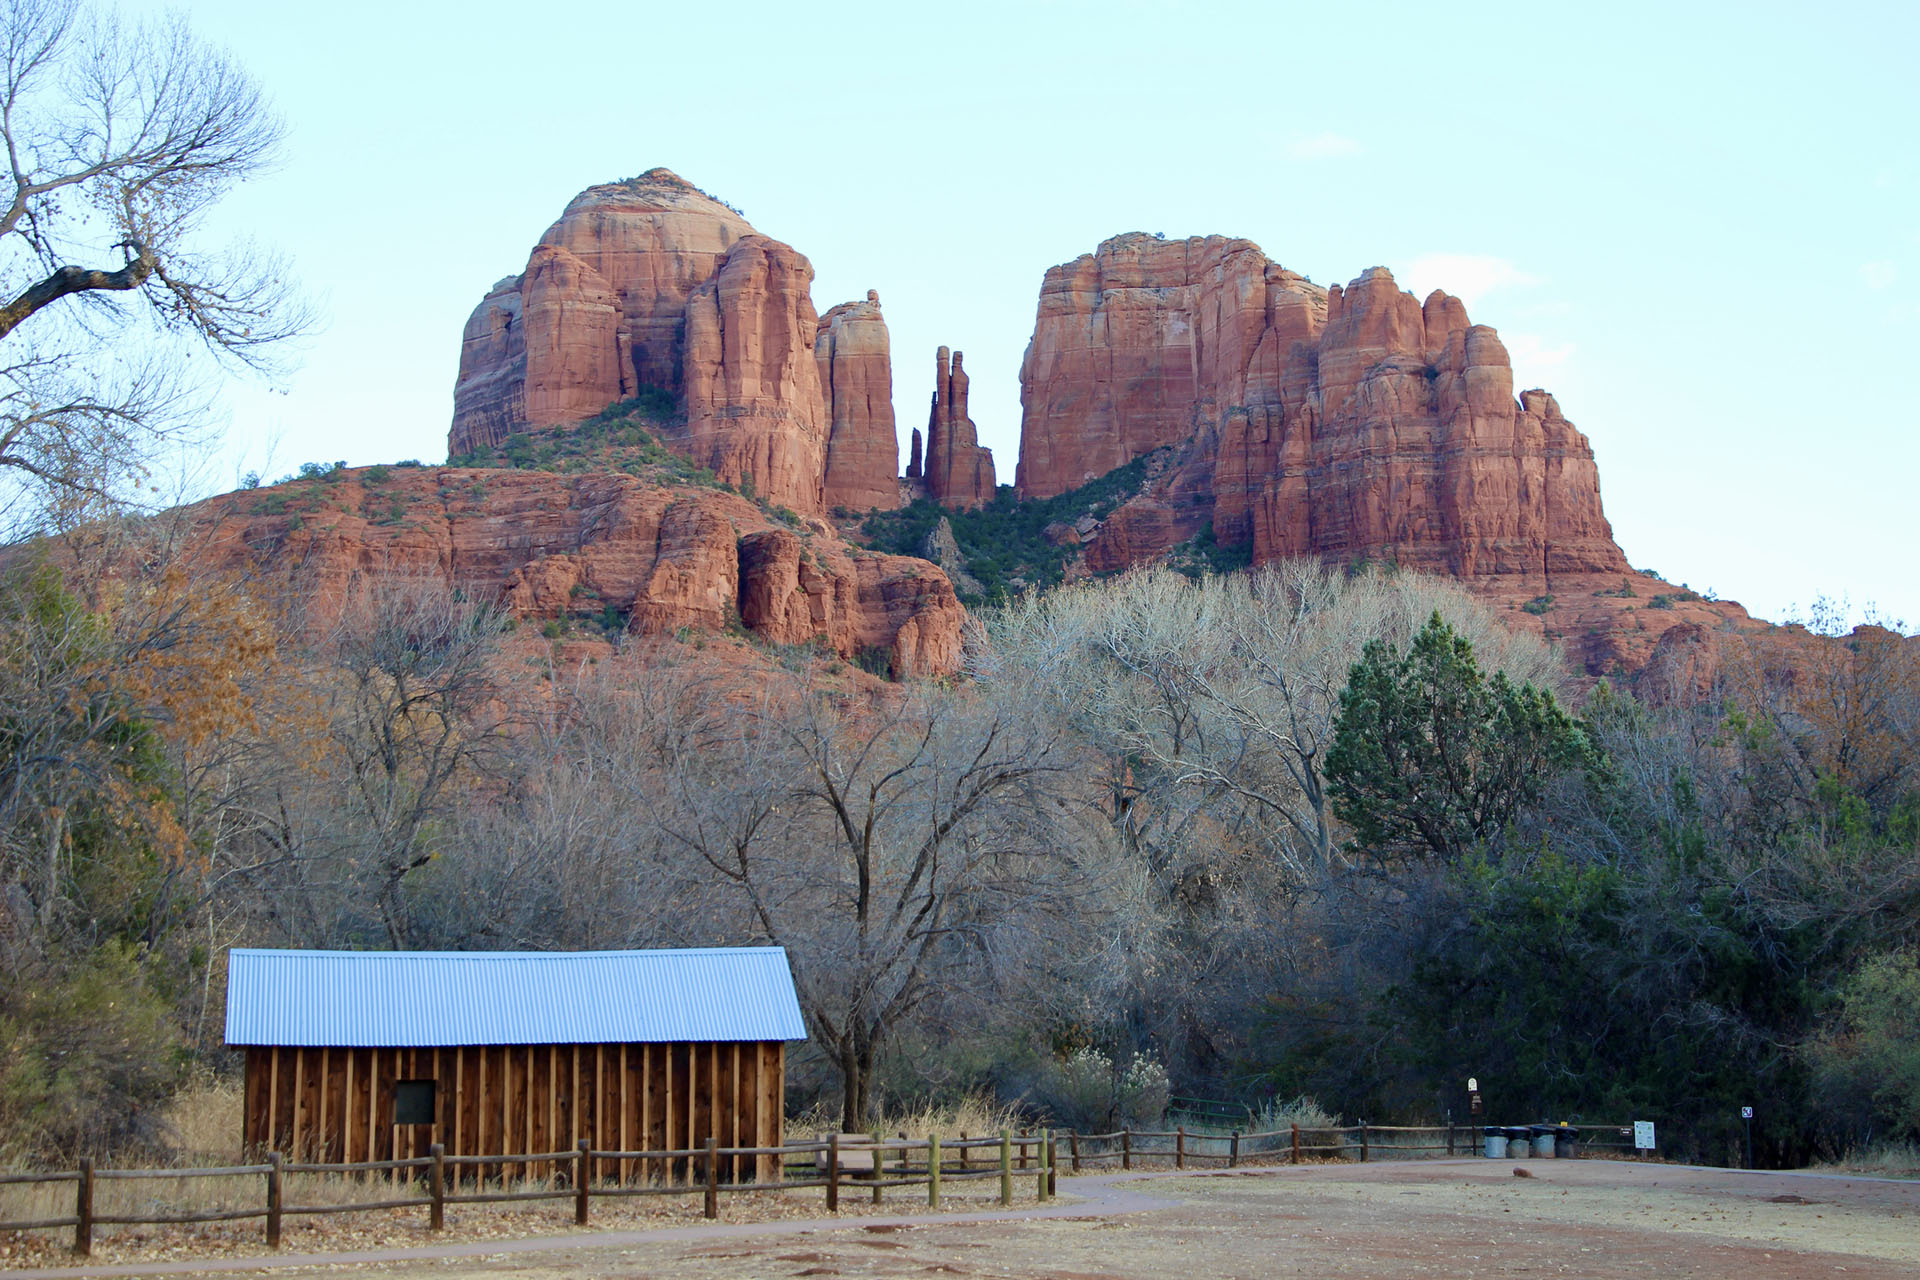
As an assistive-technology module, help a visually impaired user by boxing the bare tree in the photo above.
[316,579,507,948]
[0,0,305,520]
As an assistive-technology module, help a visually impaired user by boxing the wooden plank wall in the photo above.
[242,1042,785,1183]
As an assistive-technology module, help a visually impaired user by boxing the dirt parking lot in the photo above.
[16,1159,1920,1279]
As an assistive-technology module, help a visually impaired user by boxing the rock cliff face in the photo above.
[451,169,901,518]
[452,170,755,457]
[1011,233,1780,677]
[924,347,997,509]
[816,291,900,513]
[181,468,963,679]
[1016,234,1627,582]
[678,235,829,514]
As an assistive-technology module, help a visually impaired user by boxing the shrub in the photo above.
[1032,1047,1169,1132]
[1521,595,1553,615]
[1809,949,1920,1142]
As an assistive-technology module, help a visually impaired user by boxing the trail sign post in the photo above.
[1741,1107,1754,1169]
[1633,1121,1656,1153]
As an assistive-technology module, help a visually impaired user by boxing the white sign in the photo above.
[1633,1121,1657,1150]
[1741,1106,1754,1120]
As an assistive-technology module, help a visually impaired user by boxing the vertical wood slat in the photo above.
[618,1045,629,1184]
[522,1046,534,1176]
[476,1048,488,1184]
[452,1049,464,1191]
[641,1043,654,1186]
[663,1045,676,1184]
[729,1043,741,1183]
[267,1047,280,1150]
[316,1048,329,1161]
[365,1049,377,1172]
[343,1050,357,1165]
[290,1049,306,1161]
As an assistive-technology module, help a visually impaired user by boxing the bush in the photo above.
[1809,949,1920,1142]
[1032,1047,1169,1132]
[0,944,186,1159]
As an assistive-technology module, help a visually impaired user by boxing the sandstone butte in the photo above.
[1012,232,1779,678]
[167,467,967,680]
[175,170,1857,694]
[452,168,913,520]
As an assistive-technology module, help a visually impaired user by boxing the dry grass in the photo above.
[1812,1140,1920,1179]
[1,1083,1063,1268]
[160,1073,245,1162]
[789,1092,1026,1143]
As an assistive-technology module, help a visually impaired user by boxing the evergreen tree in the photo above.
[1325,612,1592,862]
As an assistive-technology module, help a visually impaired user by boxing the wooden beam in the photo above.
[729,1043,741,1183]
[267,1047,280,1150]
[316,1048,329,1161]
[365,1049,377,1171]
[617,1044,629,1184]
[452,1049,464,1191]
[640,1043,652,1185]
[290,1049,307,1161]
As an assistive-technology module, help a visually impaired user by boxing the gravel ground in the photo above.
[7,1159,1920,1279]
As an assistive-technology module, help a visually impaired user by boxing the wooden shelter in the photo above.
[225,947,806,1182]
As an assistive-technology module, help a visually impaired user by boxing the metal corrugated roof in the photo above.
[223,947,807,1048]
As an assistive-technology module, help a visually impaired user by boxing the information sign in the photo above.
[1633,1120,1657,1150]
[1741,1106,1754,1120]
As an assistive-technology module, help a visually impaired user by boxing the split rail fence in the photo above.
[0,1122,1638,1258]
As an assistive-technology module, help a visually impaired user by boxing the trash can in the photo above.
[1552,1124,1578,1159]
[1482,1127,1508,1159]
[1529,1125,1558,1158]
[1505,1127,1533,1158]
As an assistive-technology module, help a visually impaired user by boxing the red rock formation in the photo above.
[451,169,755,456]
[1016,234,1630,586]
[520,245,624,431]
[816,290,901,513]
[906,428,923,479]
[924,347,996,509]
[677,235,830,515]
[176,467,964,679]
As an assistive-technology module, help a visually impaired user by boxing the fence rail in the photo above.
[0,1121,1647,1257]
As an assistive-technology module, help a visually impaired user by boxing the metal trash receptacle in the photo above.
[1530,1125,1558,1158]
[1505,1127,1533,1158]
[1551,1124,1577,1158]
[1482,1127,1508,1159]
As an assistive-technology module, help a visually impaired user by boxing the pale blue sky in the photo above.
[132,0,1917,627]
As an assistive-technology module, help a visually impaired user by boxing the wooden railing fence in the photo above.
[1,1121,1639,1257]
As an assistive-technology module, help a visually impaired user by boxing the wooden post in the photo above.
[1176,1125,1186,1170]
[73,1156,93,1258]
[998,1129,1013,1206]
[1047,1132,1058,1199]
[871,1130,883,1207]
[575,1140,590,1225]
[1035,1128,1048,1201]
[265,1151,283,1249]
[1122,1129,1132,1171]
[928,1134,941,1208]
[826,1133,840,1213]
[429,1143,446,1232]
[1069,1130,1081,1172]
[704,1137,719,1220]
[1360,1122,1369,1163]
[1291,1123,1300,1164]
[1447,1122,1454,1157]
[1018,1127,1028,1170]
[1231,1129,1241,1168]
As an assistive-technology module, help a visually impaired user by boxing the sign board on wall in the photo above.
[1633,1121,1657,1150]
